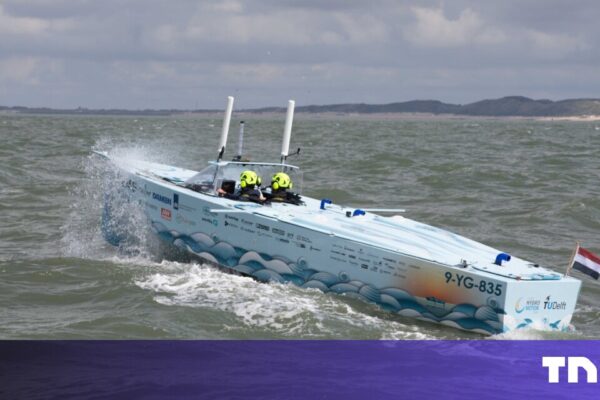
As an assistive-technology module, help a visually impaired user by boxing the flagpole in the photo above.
[564,241,580,277]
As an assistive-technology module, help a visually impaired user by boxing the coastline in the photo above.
[3,109,600,122]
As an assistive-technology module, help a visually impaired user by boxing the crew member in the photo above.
[265,172,294,202]
[218,170,265,203]
[239,170,265,202]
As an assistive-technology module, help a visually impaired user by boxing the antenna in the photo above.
[217,96,234,161]
[281,99,295,164]
[234,121,245,161]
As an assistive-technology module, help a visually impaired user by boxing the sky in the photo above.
[0,0,598,109]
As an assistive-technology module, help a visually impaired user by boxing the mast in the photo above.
[280,100,295,164]
[234,121,245,161]
[217,96,234,161]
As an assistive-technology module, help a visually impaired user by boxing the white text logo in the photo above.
[542,357,598,383]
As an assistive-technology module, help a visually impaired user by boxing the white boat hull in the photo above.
[101,154,581,335]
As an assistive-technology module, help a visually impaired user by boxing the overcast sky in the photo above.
[0,0,598,109]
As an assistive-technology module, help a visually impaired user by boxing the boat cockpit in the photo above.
[183,161,303,205]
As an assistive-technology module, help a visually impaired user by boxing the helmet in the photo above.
[240,170,261,188]
[271,172,293,190]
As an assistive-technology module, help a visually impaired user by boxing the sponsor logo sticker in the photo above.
[515,297,541,313]
[153,193,172,205]
[161,208,172,220]
[543,296,567,311]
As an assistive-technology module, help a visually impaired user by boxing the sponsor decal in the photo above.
[145,201,158,211]
[241,219,253,226]
[515,297,540,314]
[175,214,196,226]
[543,296,567,311]
[202,206,216,217]
[153,192,172,205]
[179,204,196,212]
[201,217,219,226]
[225,215,239,222]
[167,196,195,212]
[161,208,172,221]
[272,228,285,236]
[256,223,270,231]
[224,221,238,228]
[296,235,312,244]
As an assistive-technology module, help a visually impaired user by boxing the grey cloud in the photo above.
[1,1,599,108]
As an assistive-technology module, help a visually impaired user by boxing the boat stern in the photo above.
[501,276,581,333]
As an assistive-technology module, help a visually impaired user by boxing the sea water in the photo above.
[1,114,599,339]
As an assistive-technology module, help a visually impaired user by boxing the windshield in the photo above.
[184,161,303,195]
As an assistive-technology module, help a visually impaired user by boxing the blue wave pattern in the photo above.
[151,222,511,334]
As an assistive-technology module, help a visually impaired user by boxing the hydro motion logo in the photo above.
[515,297,541,314]
[543,295,567,311]
[515,297,542,314]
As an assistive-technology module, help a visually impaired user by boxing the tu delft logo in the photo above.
[543,357,598,383]
[543,295,567,310]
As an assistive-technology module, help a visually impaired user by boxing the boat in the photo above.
[96,96,581,335]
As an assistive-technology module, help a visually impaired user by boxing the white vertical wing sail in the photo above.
[281,100,295,162]
[218,96,234,159]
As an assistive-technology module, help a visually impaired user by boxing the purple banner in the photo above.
[1,341,599,399]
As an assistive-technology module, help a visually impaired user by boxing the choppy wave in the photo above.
[149,223,504,335]
[134,261,436,339]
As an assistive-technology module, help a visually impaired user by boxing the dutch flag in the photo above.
[571,245,600,280]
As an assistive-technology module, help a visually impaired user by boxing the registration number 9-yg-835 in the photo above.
[444,272,503,296]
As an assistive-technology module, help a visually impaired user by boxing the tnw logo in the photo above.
[542,357,598,383]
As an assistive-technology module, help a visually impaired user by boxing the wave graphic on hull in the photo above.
[151,223,507,334]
